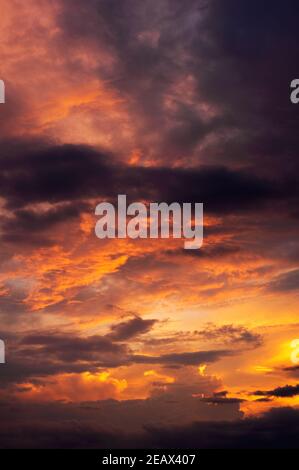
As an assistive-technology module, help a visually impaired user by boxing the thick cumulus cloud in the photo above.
[0,328,235,387]
[1,315,246,389]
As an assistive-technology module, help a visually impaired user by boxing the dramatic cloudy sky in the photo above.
[1,0,299,448]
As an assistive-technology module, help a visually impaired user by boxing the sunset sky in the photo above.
[1,0,299,449]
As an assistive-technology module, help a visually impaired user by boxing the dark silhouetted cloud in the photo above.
[254,383,299,398]
[108,316,157,341]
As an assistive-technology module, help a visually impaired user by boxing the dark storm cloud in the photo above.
[20,333,127,362]
[253,383,299,398]
[0,143,116,208]
[1,0,299,220]
[107,316,157,341]
[0,360,101,388]
[145,407,299,449]
[0,405,298,448]
[0,141,285,214]
[0,330,128,386]
[0,388,242,448]
[2,327,119,386]
[0,325,235,387]
[56,0,299,177]
[22,334,232,367]
[2,0,299,204]
[189,0,299,174]
[58,0,210,160]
